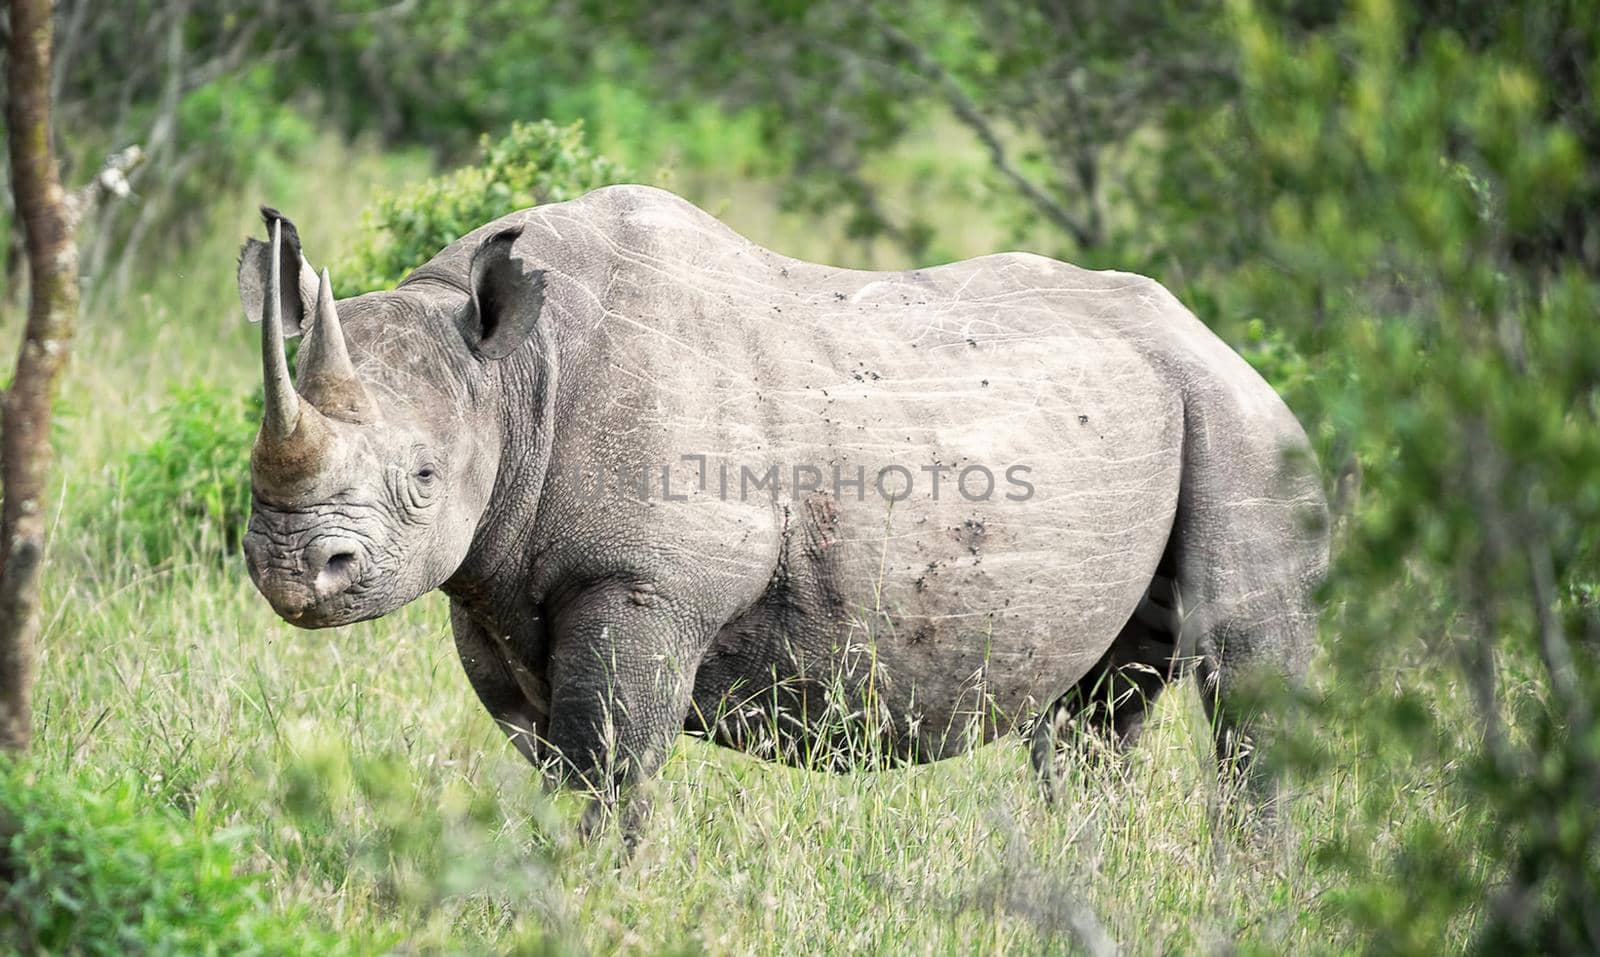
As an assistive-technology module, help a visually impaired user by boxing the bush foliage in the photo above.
[1149,4,1600,950]
[337,119,628,292]
[106,383,259,567]
[0,762,362,956]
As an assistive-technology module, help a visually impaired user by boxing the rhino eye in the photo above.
[402,462,441,511]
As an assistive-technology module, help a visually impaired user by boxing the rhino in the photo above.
[238,186,1327,836]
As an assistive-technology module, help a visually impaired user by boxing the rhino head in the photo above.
[237,209,543,628]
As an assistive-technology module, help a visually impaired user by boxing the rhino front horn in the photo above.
[296,267,377,423]
[260,218,301,439]
[253,216,334,484]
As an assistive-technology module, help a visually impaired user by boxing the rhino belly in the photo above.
[688,437,1182,767]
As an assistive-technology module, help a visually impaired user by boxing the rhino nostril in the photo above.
[307,542,363,599]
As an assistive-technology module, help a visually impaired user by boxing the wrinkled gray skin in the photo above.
[239,186,1327,836]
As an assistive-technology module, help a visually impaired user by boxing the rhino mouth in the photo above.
[243,529,381,629]
[254,578,383,630]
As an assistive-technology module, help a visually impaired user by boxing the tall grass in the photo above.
[6,133,1479,954]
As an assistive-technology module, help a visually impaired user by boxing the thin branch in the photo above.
[47,0,90,112]
[69,144,144,225]
[863,4,1095,249]
[1526,537,1595,759]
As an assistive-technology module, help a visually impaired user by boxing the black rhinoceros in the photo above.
[238,185,1327,834]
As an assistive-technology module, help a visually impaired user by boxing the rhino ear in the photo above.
[464,227,544,360]
[238,207,319,336]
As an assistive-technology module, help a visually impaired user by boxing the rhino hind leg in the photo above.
[1168,414,1329,836]
[1189,599,1320,822]
[1030,569,1184,803]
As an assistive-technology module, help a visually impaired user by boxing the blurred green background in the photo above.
[1,0,1597,953]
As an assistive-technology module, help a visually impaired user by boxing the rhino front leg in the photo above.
[450,601,551,771]
[544,581,706,848]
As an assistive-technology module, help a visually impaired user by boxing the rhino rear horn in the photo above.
[296,267,377,423]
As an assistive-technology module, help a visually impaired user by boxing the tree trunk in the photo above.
[2,0,76,754]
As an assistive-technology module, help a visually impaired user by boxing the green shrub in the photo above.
[337,119,629,293]
[175,67,317,215]
[107,382,259,567]
[0,762,367,956]
[1145,3,1600,949]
